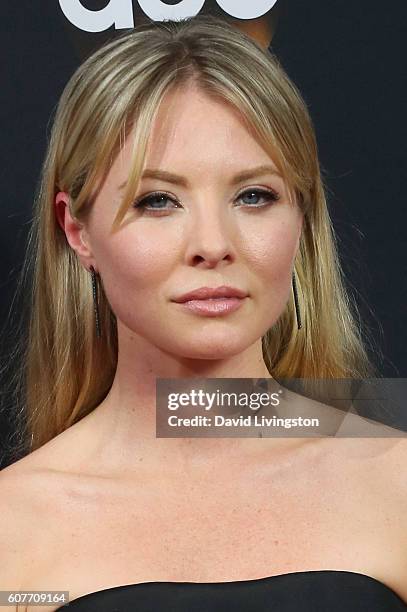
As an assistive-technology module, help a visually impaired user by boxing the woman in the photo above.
[0,14,406,611]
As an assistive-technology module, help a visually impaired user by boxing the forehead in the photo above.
[118,85,281,178]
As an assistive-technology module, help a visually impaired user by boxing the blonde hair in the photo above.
[1,14,381,460]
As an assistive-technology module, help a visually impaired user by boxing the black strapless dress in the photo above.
[57,570,407,610]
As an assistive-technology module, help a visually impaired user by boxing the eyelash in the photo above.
[132,187,281,214]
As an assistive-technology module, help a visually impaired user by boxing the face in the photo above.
[59,84,303,360]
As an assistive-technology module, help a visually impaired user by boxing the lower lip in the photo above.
[175,297,246,316]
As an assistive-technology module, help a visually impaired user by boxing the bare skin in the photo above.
[1,84,406,609]
[1,420,406,611]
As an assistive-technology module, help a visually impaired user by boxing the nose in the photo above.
[185,202,235,268]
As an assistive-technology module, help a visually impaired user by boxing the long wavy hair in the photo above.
[0,14,381,462]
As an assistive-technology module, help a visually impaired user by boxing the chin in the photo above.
[167,334,253,360]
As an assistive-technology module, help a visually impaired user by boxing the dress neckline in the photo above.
[62,569,406,608]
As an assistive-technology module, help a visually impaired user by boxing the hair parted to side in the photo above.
[1,14,382,461]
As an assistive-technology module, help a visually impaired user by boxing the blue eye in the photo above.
[238,188,280,207]
[133,192,176,211]
[132,187,280,214]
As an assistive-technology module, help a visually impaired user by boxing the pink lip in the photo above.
[175,297,246,317]
[173,285,248,303]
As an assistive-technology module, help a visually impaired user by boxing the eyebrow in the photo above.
[118,164,282,191]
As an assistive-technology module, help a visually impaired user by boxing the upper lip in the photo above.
[173,286,248,303]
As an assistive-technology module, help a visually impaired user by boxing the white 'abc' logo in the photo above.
[58,0,278,32]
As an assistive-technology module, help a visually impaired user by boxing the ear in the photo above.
[55,191,98,273]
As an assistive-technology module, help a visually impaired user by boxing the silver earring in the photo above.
[292,270,302,330]
[90,266,101,339]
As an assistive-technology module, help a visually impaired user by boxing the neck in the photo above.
[81,323,280,474]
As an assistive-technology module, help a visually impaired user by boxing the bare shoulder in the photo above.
[0,426,88,582]
[0,415,117,567]
[314,436,407,602]
[366,437,407,593]
[330,434,407,496]
[375,437,407,501]
[0,458,65,610]
[0,419,97,512]
[338,436,407,546]
[0,461,45,596]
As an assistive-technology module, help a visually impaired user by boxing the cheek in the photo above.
[247,219,298,281]
[245,219,299,321]
[93,229,176,317]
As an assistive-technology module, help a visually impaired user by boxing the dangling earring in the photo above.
[292,270,302,330]
[90,266,101,339]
